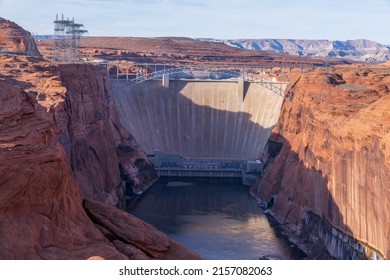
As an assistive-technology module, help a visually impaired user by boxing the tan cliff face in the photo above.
[255,64,390,259]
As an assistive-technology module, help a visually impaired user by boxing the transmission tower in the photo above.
[53,14,88,62]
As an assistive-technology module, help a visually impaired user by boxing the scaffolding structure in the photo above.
[53,14,88,62]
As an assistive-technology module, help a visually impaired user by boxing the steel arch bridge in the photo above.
[109,63,294,100]
[130,67,242,84]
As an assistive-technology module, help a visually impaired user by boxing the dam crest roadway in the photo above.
[109,63,294,182]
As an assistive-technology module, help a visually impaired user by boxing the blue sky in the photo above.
[1,0,389,44]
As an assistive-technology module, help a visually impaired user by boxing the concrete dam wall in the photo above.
[112,79,285,161]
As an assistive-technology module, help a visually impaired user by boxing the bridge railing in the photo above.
[109,62,294,101]
[129,67,242,85]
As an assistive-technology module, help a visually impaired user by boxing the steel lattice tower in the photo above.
[53,14,88,62]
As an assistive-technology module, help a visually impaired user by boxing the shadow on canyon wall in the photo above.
[254,135,382,259]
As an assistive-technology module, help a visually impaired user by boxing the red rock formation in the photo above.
[35,63,157,205]
[254,65,390,259]
[0,20,197,258]
[84,200,202,260]
[0,17,40,56]
[0,80,124,259]
[1,59,156,206]
[0,75,200,260]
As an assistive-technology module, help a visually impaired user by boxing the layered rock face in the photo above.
[47,64,157,205]
[0,17,40,56]
[0,80,124,259]
[254,65,390,259]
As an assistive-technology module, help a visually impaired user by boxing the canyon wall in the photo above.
[48,64,157,205]
[0,79,123,259]
[0,62,202,259]
[254,65,390,259]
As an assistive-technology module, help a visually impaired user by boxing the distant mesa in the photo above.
[199,38,390,62]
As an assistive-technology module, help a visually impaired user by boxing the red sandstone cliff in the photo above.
[254,64,390,259]
[0,68,200,259]
[0,79,122,259]
[47,63,157,205]
[0,17,40,56]
[1,58,157,206]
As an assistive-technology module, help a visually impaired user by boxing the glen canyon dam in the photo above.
[112,67,288,180]
[0,15,390,261]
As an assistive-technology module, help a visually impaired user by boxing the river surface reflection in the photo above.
[128,179,304,260]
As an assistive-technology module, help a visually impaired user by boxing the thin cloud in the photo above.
[172,0,208,7]
[0,0,389,44]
